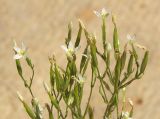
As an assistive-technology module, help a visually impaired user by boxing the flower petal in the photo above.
[68,41,74,50]
[21,42,27,51]
[127,34,136,41]
[75,45,80,53]
[13,46,21,53]
[101,8,107,15]
[93,10,101,17]
[61,45,68,52]
[14,54,23,59]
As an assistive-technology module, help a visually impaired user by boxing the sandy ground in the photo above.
[0,0,160,119]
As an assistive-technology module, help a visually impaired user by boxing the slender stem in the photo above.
[116,95,119,119]
[28,67,35,97]
[119,78,136,89]
[64,106,69,119]
[83,70,95,118]
[28,87,34,97]
[83,85,93,118]
[97,68,108,103]
[29,67,34,87]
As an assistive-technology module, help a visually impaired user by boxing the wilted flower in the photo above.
[61,41,79,60]
[94,8,110,17]
[13,41,27,59]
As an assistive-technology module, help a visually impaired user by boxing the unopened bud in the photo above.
[17,91,24,102]
[43,82,50,93]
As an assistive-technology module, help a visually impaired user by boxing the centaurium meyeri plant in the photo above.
[14,8,149,119]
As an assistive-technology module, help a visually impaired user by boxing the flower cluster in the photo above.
[14,8,148,119]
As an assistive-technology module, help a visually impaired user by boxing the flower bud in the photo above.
[127,54,134,74]
[140,51,149,74]
[17,91,24,102]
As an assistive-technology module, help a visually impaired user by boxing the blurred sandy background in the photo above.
[0,0,160,119]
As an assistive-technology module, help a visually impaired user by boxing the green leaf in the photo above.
[140,51,149,74]
[75,20,82,48]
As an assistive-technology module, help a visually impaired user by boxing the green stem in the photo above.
[83,70,95,118]
[97,68,108,103]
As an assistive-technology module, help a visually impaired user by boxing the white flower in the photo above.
[94,8,109,17]
[127,34,136,42]
[77,74,85,84]
[61,41,79,59]
[72,74,85,84]
[13,41,27,59]
[122,111,133,119]
[32,98,43,119]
